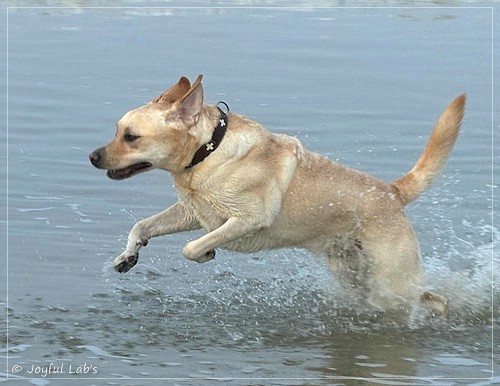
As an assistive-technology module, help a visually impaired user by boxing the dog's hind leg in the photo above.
[358,217,448,316]
[114,202,201,273]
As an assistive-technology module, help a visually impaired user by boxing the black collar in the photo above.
[186,102,229,169]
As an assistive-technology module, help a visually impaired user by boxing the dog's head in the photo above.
[89,75,207,179]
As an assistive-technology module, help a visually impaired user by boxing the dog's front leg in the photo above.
[114,202,200,273]
[182,217,261,263]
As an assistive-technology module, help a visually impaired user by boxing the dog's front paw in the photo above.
[114,253,139,273]
[195,249,216,263]
[183,244,216,263]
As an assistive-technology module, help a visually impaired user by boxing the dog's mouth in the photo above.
[107,162,153,180]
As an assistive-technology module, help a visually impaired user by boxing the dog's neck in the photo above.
[185,102,229,169]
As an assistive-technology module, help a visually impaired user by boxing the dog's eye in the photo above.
[124,134,140,142]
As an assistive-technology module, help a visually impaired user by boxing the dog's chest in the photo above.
[176,186,230,231]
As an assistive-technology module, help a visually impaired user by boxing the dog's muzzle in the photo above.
[89,147,153,180]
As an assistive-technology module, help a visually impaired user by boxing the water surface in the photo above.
[2,4,498,385]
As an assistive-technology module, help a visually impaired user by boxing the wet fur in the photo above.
[89,75,466,316]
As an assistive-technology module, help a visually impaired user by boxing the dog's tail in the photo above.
[391,94,466,206]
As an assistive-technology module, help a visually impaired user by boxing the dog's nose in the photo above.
[89,149,101,167]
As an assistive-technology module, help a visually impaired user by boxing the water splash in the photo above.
[424,225,498,323]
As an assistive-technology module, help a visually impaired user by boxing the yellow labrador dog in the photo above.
[89,75,465,316]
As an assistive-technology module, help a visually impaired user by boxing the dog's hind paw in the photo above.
[114,253,139,273]
[421,291,449,318]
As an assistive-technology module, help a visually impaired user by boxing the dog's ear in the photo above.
[177,74,203,127]
[153,76,192,104]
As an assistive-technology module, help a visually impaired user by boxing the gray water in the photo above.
[2,3,499,385]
